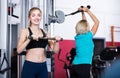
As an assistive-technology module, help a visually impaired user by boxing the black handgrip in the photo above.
[87,5,91,9]
[38,37,63,41]
[65,5,91,16]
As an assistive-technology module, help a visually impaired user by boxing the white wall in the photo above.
[53,0,120,42]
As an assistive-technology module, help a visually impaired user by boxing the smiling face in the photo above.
[28,7,42,26]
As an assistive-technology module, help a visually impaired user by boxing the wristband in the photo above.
[28,36,33,40]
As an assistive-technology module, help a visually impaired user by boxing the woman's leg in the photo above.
[21,60,36,78]
[71,64,91,78]
[37,62,48,78]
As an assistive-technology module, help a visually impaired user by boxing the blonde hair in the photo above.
[28,7,42,27]
[75,20,88,35]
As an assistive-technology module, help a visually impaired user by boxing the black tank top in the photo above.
[26,28,48,50]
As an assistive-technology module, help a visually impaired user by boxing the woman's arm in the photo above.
[49,41,60,53]
[81,12,86,20]
[47,33,61,53]
[78,7,86,20]
[17,29,30,54]
[84,7,99,35]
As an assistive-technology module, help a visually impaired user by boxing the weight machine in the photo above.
[0,52,11,74]
[57,49,71,78]
[92,26,120,78]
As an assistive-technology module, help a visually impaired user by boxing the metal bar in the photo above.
[111,26,120,47]
[111,26,115,46]
[114,30,120,32]
[17,55,21,78]
[112,26,120,28]
[8,1,12,78]
[0,0,8,49]
[0,0,8,77]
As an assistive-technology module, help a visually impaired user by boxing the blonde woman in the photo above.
[71,6,99,78]
[17,7,61,78]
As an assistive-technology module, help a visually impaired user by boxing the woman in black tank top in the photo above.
[17,7,62,78]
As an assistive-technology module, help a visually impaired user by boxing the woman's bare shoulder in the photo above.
[20,28,29,32]
[19,28,29,36]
